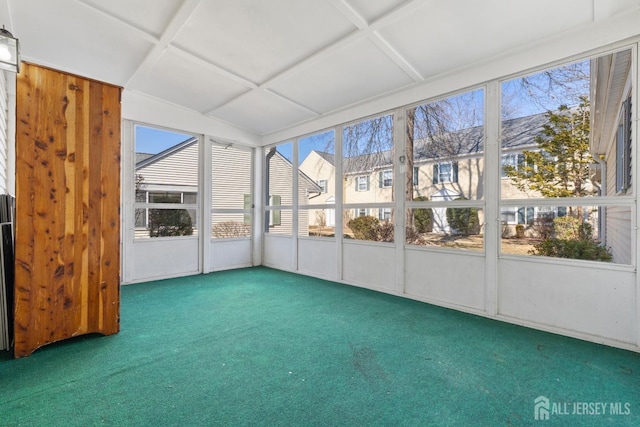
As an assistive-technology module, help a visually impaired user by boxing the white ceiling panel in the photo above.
[377,0,594,80]
[10,0,153,85]
[346,0,407,24]
[212,91,318,135]
[271,37,414,113]
[172,0,357,84]
[130,49,251,114]
[4,0,638,138]
[79,0,183,39]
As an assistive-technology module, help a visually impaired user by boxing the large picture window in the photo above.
[298,129,335,238]
[499,48,633,264]
[342,114,395,242]
[211,144,253,239]
[405,88,484,251]
[265,141,293,235]
[134,125,199,239]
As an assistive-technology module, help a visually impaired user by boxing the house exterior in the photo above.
[265,149,322,235]
[590,49,634,264]
[298,150,337,232]
[135,138,200,239]
[300,112,554,235]
[136,140,321,238]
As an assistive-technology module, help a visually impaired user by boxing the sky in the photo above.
[135,125,193,155]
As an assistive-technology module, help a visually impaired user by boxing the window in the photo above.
[433,162,458,184]
[413,166,419,186]
[616,96,632,193]
[269,195,281,226]
[134,125,198,239]
[500,206,536,225]
[379,169,393,188]
[378,208,392,221]
[501,153,525,177]
[317,179,328,193]
[355,175,370,191]
[134,191,197,231]
[355,208,369,217]
[211,143,253,239]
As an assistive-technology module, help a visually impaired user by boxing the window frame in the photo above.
[355,175,370,192]
[380,169,393,188]
[317,179,328,193]
[433,161,458,184]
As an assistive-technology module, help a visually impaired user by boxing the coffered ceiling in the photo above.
[1,0,638,137]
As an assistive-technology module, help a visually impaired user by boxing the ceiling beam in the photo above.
[75,0,160,44]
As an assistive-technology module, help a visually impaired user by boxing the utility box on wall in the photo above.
[13,63,121,358]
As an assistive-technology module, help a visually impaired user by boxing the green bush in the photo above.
[413,196,433,233]
[149,196,194,237]
[445,198,479,235]
[348,216,380,241]
[552,216,582,240]
[531,216,611,261]
[529,238,612,262]
[347,215,394,242]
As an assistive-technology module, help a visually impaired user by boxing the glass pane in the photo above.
[343,114,393,205]
[212,145,252,210]
[134,125,199,239]
[133,208,198,238]
[406,207,484,251]
[266,142,293,209]
[298,130,335,206]
[299,209,336,238]
[500,205,629,264]
[149,192,182,203]
[212,213,250,239]
[344,208,394,243]
[407,89,484,203]
[266,209,292,235]
[500,58,595,200]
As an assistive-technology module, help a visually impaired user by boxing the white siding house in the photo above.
[591,49,634,264]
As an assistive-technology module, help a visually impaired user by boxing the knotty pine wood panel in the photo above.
[14,63,121,358]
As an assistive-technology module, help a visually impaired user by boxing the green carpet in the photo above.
[1,266,639,426]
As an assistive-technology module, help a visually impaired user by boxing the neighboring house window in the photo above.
[433,162,458,184]
[355,175,370,191]
[355,208,369,217]
[317,179,328,193]
[413,166,419,186]
[616,96,632,193]
[500,206,548,225]
[379,169,393,188]
[243,194,252,225]
[501,153,525,177]
[135,191,197,228]
[269,195,281,226]
[378,208,392,222]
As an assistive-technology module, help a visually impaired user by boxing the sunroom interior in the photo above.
[0,0,639,364]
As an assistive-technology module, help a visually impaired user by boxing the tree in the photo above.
[504,98,594,199]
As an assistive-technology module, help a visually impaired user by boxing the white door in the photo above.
[430,188,460,234]
[122,122,203,283]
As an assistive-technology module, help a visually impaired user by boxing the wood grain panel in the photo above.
[14,63,121,357]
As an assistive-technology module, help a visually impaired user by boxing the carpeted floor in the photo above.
[1,266,639,426]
